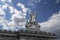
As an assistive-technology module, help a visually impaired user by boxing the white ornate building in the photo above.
[0,12,56,40]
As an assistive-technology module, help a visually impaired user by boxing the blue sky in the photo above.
[0,0,60,32]
[0,0,60,39]
[11,0,60,22]
[0,0,60,30]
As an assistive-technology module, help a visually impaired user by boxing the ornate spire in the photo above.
[25,12,40,30]
[30,12,36,23]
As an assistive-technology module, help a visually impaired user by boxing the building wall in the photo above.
[19,35,54,40]
[0,32,56,40]
[0,35,55,40]
[0,34,18,40]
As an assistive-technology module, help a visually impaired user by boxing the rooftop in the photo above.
[0,30,56,36]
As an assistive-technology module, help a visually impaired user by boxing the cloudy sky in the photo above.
[0,0,60,39]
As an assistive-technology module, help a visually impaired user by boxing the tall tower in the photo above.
[25,12,40,30]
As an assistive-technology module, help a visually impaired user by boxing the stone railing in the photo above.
[0,30,56,36]
[17,29,56,36]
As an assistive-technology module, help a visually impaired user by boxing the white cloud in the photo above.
[1,0,7,2]
[0,7,5,16]
[0,16,9,30]
[2,4,8,9]
[56,0,60,3]
[0,17,4,24]
[0,2,9,30]
[27,0,41,9]
[28,3,34,6]
[17,3,25,9]
[40,11,60,32]
[7,3,30,31]
[10,8,26,28]
[8,22,16,30]
[17,3,29,13]
[2,2,30,31]
[9,6,14,13]
[1,0,12,3]
[0,0,30,31]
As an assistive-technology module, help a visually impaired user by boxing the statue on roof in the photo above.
[25,12,40,30]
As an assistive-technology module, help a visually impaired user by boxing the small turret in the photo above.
[25,12,40,30]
